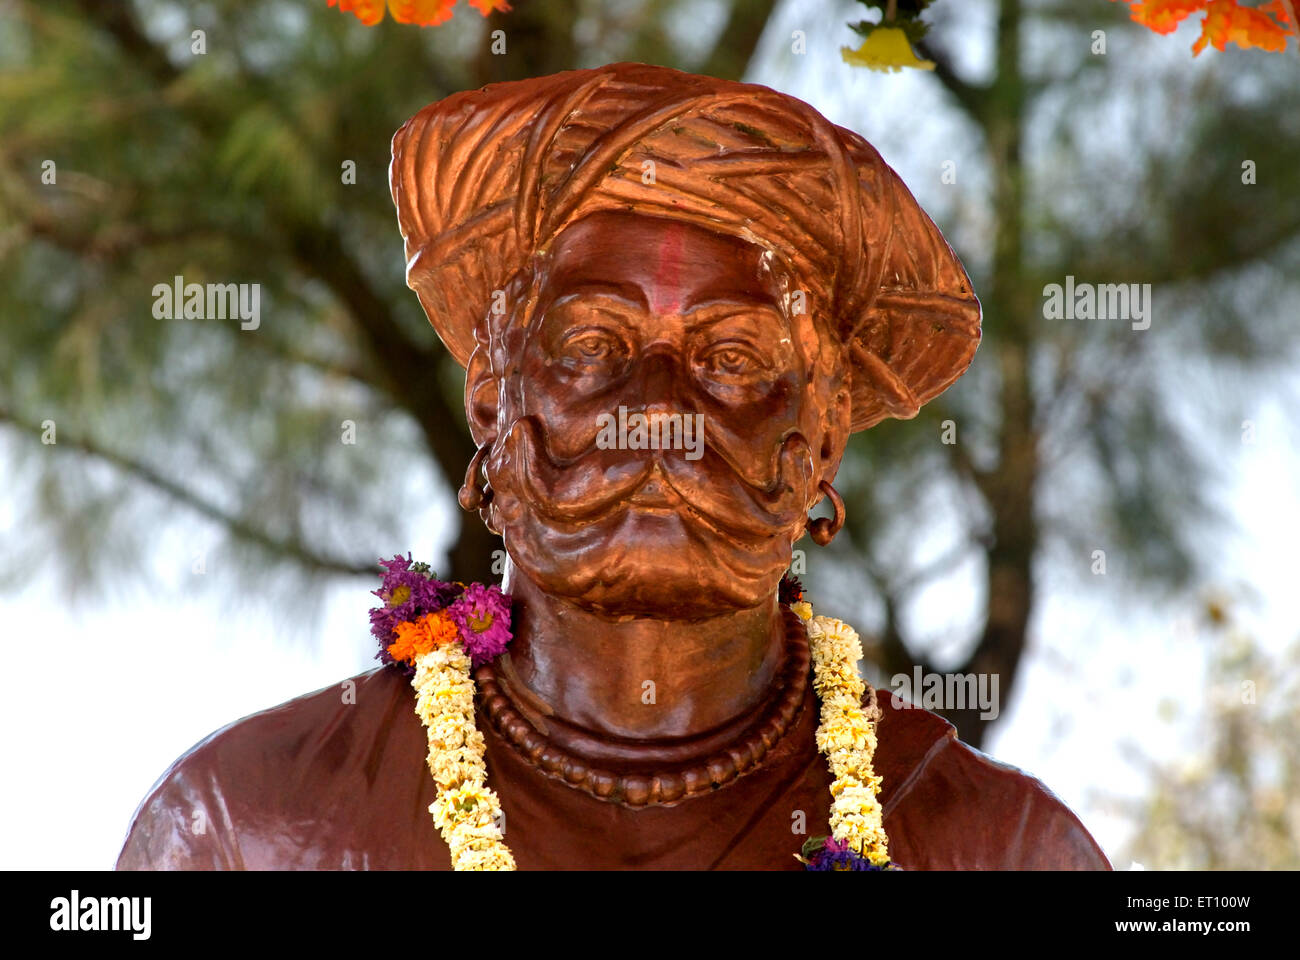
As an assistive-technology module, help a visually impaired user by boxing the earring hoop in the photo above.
[458,444,494,512]
[806,479,845,546]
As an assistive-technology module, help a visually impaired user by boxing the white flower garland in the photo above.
[412,643,515,870]
[410,600,889,870]
[792,601,892,866]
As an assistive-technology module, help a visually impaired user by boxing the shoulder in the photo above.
[115,668,423,870]
[871,690,1111,870]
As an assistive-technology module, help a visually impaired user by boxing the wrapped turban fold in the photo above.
[390,62,980,431]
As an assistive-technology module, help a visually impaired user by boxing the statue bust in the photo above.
[117,63,1108,870]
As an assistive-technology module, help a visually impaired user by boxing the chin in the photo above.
[500,502,792,619]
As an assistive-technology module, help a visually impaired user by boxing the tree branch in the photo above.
[68,0,181,87]
[698,0,780,80]
[891,532,987,597]
[0,405,378,577]
[915,37,988,126]
[859,551,937,681]
[283,225,504,582]
[243,331,381,391]
[282,225,469,465]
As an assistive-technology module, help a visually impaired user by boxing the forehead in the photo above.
[542,211,780,312]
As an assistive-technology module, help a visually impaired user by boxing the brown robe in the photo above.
[116,664,1110,870]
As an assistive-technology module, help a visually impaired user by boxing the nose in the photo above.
[636,345,684,418]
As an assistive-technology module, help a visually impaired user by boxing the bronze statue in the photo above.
[117,63,1108,870]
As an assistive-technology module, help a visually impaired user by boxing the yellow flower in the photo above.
[817,711,877,754]
[427,714,473,750]
[791,600,814,621]
[841,27,936,73]
[813,664,864,698]
[415,645,470,684]
[428,756,487,789]
[455,846,516,871]
[820,688,864,714]
[827,747,877,781]
[431,783,494,829]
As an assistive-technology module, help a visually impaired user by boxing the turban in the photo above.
[390,62,979,431]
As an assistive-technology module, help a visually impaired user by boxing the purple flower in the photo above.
[778,572,805,605]
[802,837,897,872]
[369,555,464,674]
[448,582,513,666]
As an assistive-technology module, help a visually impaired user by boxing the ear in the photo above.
[816,379,853,495]
[464,346,499,448]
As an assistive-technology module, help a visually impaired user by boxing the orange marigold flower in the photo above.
[1115,0,1295,53]
[387,627,417,664]
[1129,0,1209,34]
[388,611,461,664]
[1262,0,1293,23]
[1193,0,1291,54]
[423,610,462,648]
[328,0,388,26]
[388,0,456,25]
[328,0,508,26]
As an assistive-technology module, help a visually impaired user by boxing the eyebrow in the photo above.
[548,286,783,319]
[547,283,649,313]
[685,300,785,322]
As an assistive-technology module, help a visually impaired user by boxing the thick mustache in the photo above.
[658,439,812,537]
[497,416,815,537]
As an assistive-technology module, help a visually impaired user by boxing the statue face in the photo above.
[470,210,848,618]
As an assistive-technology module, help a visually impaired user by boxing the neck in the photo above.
[495,561,787,759]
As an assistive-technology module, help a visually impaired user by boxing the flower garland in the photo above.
[369,558,896,871]
[370,555,515,870]
[784,576,897,871]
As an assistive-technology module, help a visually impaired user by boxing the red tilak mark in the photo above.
[648,226,686,315]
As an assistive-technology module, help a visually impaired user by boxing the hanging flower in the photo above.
[327,0,510,28]
[1194,0,1293,53]
[842,1,938,73]
[1112,0,1296,55]
[448,582,513,665]
[1126,0,1209,33]
[842,27,936,72]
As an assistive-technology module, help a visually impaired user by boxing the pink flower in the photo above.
[449,583,513,665]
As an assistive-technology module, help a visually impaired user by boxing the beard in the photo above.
[482,414,815,619]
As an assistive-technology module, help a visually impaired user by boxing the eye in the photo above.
[557,328,627,370]
[699,342,764,377]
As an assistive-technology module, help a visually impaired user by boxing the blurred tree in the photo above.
[1117,598,1300,869]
